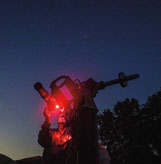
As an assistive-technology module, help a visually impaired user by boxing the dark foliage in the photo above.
[97,89,161,164]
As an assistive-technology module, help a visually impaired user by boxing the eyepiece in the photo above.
[34,82,43,91]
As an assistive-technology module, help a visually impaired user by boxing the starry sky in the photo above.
[0,0,161,160]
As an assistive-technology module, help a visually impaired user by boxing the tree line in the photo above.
[97,89,161,164]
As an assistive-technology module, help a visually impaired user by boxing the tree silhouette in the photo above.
[98,89,161,164]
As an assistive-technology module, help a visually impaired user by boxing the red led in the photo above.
[56,105,59,109]
[78,85,81,89]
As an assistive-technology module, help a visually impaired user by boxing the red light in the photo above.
[78,85,81,89]
[100,145,105,149]
[56,105,59,109]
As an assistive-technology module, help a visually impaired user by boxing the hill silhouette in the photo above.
[0,154,16,164]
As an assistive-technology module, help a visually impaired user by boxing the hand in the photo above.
[43,107,51,123]
[47,98,56,111]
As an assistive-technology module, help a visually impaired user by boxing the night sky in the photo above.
[0,0,161,160]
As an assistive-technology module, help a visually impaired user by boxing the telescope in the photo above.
[34,72,139,109]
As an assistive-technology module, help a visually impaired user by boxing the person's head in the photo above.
[57,114,66,130]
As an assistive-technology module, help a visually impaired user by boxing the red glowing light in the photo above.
[78,85,81,89]
[100,145,105,149]
[56,105,59,109]
[52,131,72,146]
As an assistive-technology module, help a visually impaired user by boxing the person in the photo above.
[38,108,72,164]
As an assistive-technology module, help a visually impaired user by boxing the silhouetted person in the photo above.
[38,108,72,164]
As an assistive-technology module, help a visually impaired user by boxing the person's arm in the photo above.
[38,107,52,148]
